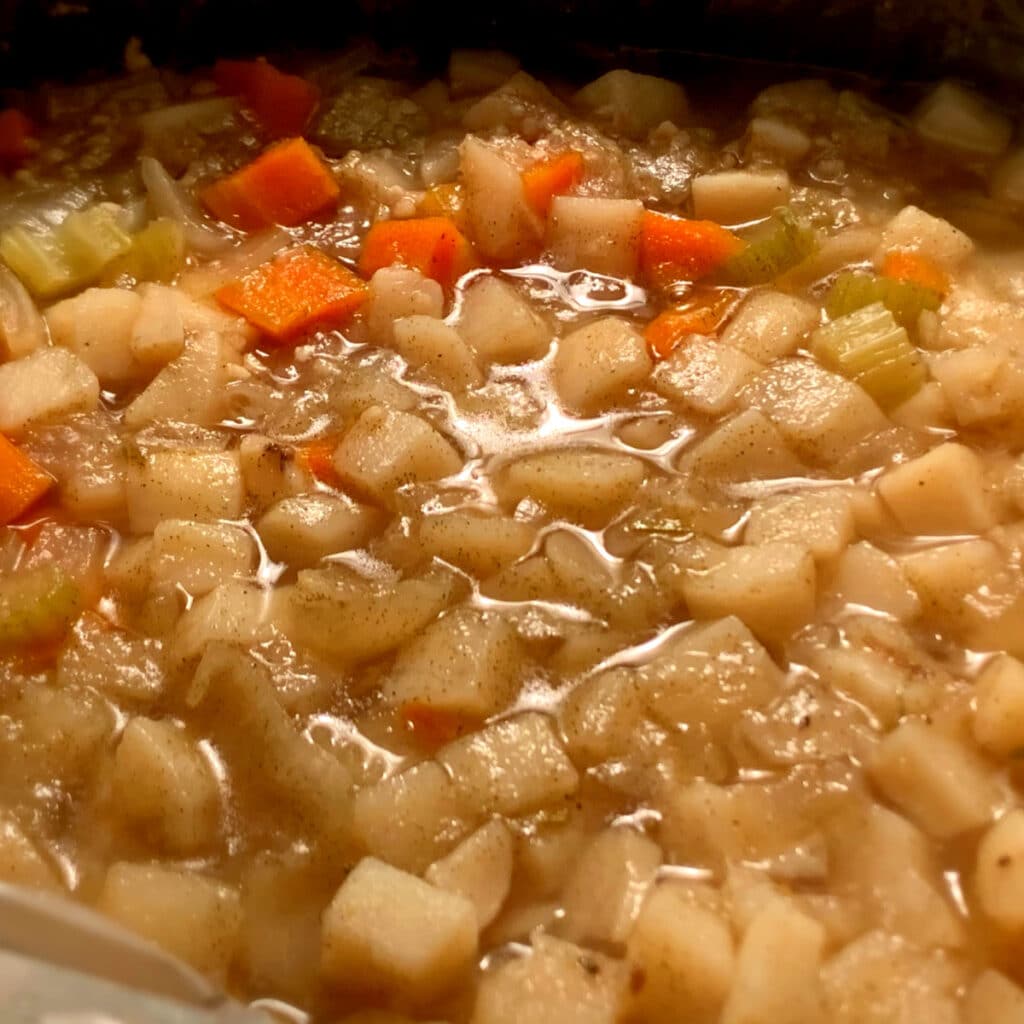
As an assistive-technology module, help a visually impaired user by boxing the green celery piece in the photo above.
[0,225,77,299]
[0,563,82,651]
[103,218,185,285]
[723,207,817,286]
[826,270,941,328]
[812,301,927,410]
[60,204,133,279]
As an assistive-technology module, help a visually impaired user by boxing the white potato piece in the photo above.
[425,819,514,929]
[575,69,687,137]
[439,712,578,817]
[393,315,482,388]
[172,581,273,664]
[45,286,142,384]
[745,489,855,562]
[257,493,382,567]
[691,169,791,224]
[559,666,647,766]
[877,442,998,535]
[876,204,974,271]
[333,407,462,505]
[97,863,241,981]
[654,339,761,416]
[461,71,563,138]
[974,655,1024,757]
[813,647,907,728]
[0,811,59,890]
[131,283,185,366]
[366,266,444,348]
[239,434,309,511]
[547,196,644,279]
[721,291,818,364]
[111,717,220,854]
[554,317,652,413]
[321,857,478,1005]
[913,81,1012,157]
[679,408,804,481]
[828,541,921,622]
[964,970,1024,1024]
[747,117,812,162]
[126,449,243,534]
[976,810,1024,932]
[457,276,550,365]
[151,520,256,596]
[417,510,536,578]
[0,346,99,435]
[899,538,1003,626]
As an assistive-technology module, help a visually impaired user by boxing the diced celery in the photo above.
[811,301,927,410]
[103,218,186,285]
[826,270,941,328]
[60,204,133,279]
[0,226,77,299]
[723,206,817,285]
[0,563,82,650]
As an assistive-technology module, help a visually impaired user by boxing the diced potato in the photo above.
[417,510,537,578]
[321,857,478,1004]
[131,283,185,366]
[366,266,444,348]
[439,712,578,817]
[827,541,921,622]
[328,357,418,423]
[681,542,816,644]
[457,276,550,365]
[449,49,520,97]
[472,934,624,1024]
[352,760,472,874]
[747,117,812,162]
[384,607,522,718]
[126,449,243,534]
[745,489,855,562]
[45,286,142,384]
[111,717,220,854]
[547,196,645,279]
[868,719,1005,838]
[691,169,791,224]
[553,317,653,413]
[877,442,998,536]
[812,647,907,727]
[876,205,974,271]
[425,818,514,929]
[974,655,1024,756]
[57,620,165,703]
[559,826,662,947]
[0,810,60,890]
[721,291,818,364]
[964,970,1024,1024]
[929,345,1024,430]
[890,380,955,431]
[0,347,99,436]
[151,520,256,596]
[559,666,648,766]
[333,407,462,506]
[679,408,804,481]
[393,315,482,388]
[976,810,1024,932]
[899,538,1003,626]
[654,339,761,416]
[516,812,590,899]
[239,434,309,511]
[257,493,382,568]
[913,82,1012,157]
[97,862,241,981]
[574,69,687,138]
[623,883,734,1024]
[172,581,273,664]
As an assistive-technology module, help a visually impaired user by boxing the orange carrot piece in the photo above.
[644,289,740,359]
[0,110,33,172]
[418,183,468,232]
[200,137,340,231]
[358,216,477,291]
[296,436,344,488]
[881,250,949,297]
[213,59,319,138]
[521,151,585,218]
[0,435,53,526]
[640,211,744,286]
[215,245,368,343]
[401,701,480,749]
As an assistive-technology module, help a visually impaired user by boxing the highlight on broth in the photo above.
[1,43,1024,1023]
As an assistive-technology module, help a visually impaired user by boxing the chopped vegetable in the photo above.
[812,301,927,409]
[201,137,341,232]
[418,183,468,230]
[722,207,817,285]
[213,59,319,138]
[644,289,740,358]
[140,156,234,257]
[640,212,744,287]
[0,435,53,526]
[0,225,76,299]
[296,436,344,488]
[102,218,186,285]
[61,204,133,279]
[358,217,476,292]
[521,151,585,218]
[826,270,941,328]
[881,250,949,297]
[0,563,82,651]
[215,244,368,343]
[0,110,34,171]
[402,701,479,749]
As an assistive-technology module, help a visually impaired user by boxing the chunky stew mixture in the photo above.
[2,45,1024,1024]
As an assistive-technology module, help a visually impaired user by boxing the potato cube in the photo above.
[417,510,536,578]
[547,196,645,279]
[131,283,185,367]
[559,666,648,766]
[321,857,478,1004]
[876,204,974,270]
[239,434,309,512]
[679,408,804,481]
[333,407,462,505]
[976,810,1024,932]
[45,286,142,384]
[458,276,550,365]
[747,117,812,162]
[691,169,791,224]
[574,69,687,137]
[877,442,998,535]
[257,493,382,567]
[720,291,818,364]
[366,266,444,348]
[654,339,761,416]
[439,712,578,817]
[964,970,1024,1024]
[393,315,482,389]
[111,717,220,854]
[868,719,1005,838]
[151,520,256,596]
[899,538,1003,627]
[828,541,921,622]
[97,862,241,981]
[172,581,273,664]
[812,647,907,728]
[57,621,165,703]
[974,655,1024,756]
[0,811,59,890]
[0,347,99,436]
[745,489,855,562]
[913,82,1012,158]
[554,317,652,413]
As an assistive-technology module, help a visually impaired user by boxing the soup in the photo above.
[1,44,1024,1024]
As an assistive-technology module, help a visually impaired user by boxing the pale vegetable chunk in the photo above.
[393,315,482,388]
[574,69,687,137]
[97,863,241,981]
[974,655,1024,757]
[977,811,1024,932]
[813,647,908,728]
[913,81,1012,157]
[449,49,521,97]
[553,317,653,413]
[964,970,1024,1024]
[559,666,647,766]
[172,581,272,663]
[457,276,550,365]
[240,434,309,511]
[653,338,761,416]
[45,286,142,384]
[257,493,382,567]
[991,149,1024,207]
[721,291,818,364]
[0,811,59,890]
[745,490,855,561]
[151,520,256,596]
[877,442,998,535]
[131,283,185,366]
[877,205,974,271]
[333,407,462,506]
[417,510,536,578]
[828,541,921,621]
[425,819,514,929]
[691,169,791,224]
[439,712,579,817]
[868,720,1005,838]
[679,408,804,480]
[0,346,99,435]
[366,266,444,348]
[321,857,478,1005]
[547,196,644,279]
[747,117,812,161]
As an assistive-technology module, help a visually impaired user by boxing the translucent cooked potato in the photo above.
[239,434,310,512]
[876,204,974,270]
[57,621,165,703]
[131,283,185,367]
[172,581,273,663]
[151,520,256,596]
[547,196,645,279]
[553,317,653,413]
[45,286,142,385]
[679,407,804,481]
[812,647,909,728]
[0,810,60,890]
[691,169,791,224]
[559,666,647,766]
[321,857,478,1005]
[416,509,537,578]
[366,265,444,347]
[392,315,482,389]
[458,275,550,365]
[653,338,761,417]
[257,492,382,567]
[973,655,1024,756]
[720,290,819,364]
[964,970,1024,1024]
[827,541,921,622]
[574,69,687,137]
[745,489,855,562]
[913,82,1012,158]
[0,346,99,435]
[975,810,1024,932]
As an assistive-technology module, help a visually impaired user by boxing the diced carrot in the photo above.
[0,110,34,172]
[881,250,949,297]
[0,435,53,526]
[295,436,344,488]
[640,211,745,287]
[213,59,319,138]
[215,245,368,343]
[401,701,480,750]
[358,216,477,291]
[200,137,341,231]
[521,151,585,218]
[644,288,741,359]
[418,183,468,232]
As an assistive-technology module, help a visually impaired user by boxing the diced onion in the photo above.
[0,264,48,359]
